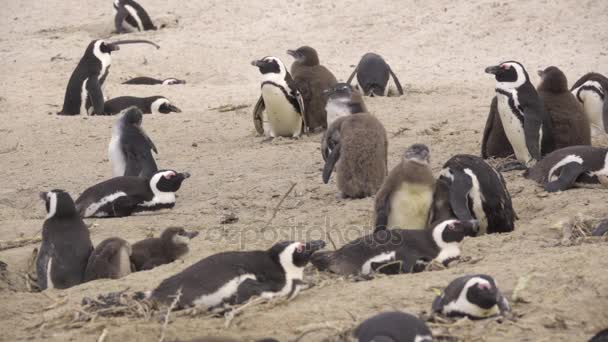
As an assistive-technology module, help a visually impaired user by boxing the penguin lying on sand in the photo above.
[571,72,608,135]
[84,237,132,281]
[104,96,181,115]
[123,77,186,85]
[347,52,404,97]
[114,0,156,33]
[354,311,432,342]
[131,227,199,271]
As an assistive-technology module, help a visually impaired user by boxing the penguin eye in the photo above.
[164,172,176,179]
[295,244,304,253]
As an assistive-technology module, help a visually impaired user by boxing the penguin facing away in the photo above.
[58,39,160,116]
[571,72,608,134]
[323,82,368,130]
[36,190,93,290]
[131,227,199,271]
[109,106,158,178]
[114,0,156,33]
[123,76,186,85]
[84,237,132,282]
[354,311,432,342]
[432,274,511,319]
[347,52,404,97]
[104,96,181,115]
[149,240,326,310]
[75,169,190,218]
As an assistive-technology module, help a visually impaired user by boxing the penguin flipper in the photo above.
[86,77,106,115]
[346,66,358,85]
[431,294,445,314]
[295,90,307,133]
[109,196,138,217]
[253,96,265,135]
[232,278,276,305]
[114,6,129,33]
[448,170,475,222]
[374,189,391,232]
[124,143,158,178]
[522,109,544,161]
[481,97,513,159]
[36,244,52,290]
[322,142,341,184]
[603,96,608,133]
[387,66,404,96]
[544,162,586,192]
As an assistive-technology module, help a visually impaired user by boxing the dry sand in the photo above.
[1,0,607,341]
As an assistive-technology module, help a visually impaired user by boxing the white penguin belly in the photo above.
[46,258,54,290]
[497,93,531,163]
[388,182,433,229]
[581,91,604,134]
[261,85,302,137]
[117,247,131,278]
[361,251,396,275]
[325,101,351,127]
[192,274,256,308]
[463,169,488,235]
[109,133,126,177]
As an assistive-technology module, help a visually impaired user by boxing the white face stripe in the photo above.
[590,152,608,178]
[548,154,584,182]
[192,274,256,308]
[259,57,289,88]
[496,62,527,90]
[84,191,127,217]
[463,168,487,235]
[443,277,500,318]
[46,192,57,219]
[432,220,462,264]
[261,242,305,300]
[151,98,170,114]
[142,171,178,207]
[93,40,111,79]
[361,251,396,275]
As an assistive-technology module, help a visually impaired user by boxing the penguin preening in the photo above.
[288,46,338,132]
[123,76,186,85]
[354,311,432,342]
[432,274,511,320]
[75,169,190,218]
[323,82,368,130]
[114,0,156,33]
[104,96,182,115]
[131,227,199,271]
[571,72,608,134]
[346,52,404,97]
[149,240,326,310]
[84,237,132,282]
[36,190,93,290]
[251,56,305,138]
[524,145,608,192]
[109,106,158,178]
[58,39,160,116]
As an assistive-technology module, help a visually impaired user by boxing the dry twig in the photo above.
[262,182,297,230]
[159,288,182,342]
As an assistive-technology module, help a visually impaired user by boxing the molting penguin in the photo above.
[439,154,516,235]
[346,53,404,97]
[571,72,608,134]
[114,0,156,33]
[251,56,305,137]
[149,240,325,310]
[323,82,368,130]
[131,227,199,271]
[288,46,338,132]
[482,61,555,170]
[123,76,186,85]
[354,311,432,342]
[432,274,511,320]
[36,190,93,290]
[524,145,608,192]
[537,66,591,148]
[75,169,190,218]
[84,237,132,282]
[374,144,435,231]
[58,39,160,116]
[104,96,181,115]
[109,106,158,178]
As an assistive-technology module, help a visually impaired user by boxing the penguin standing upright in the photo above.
[59,39,160,116]
[104,96,181,115]
[354,311,432,342]
[36,190,93,290]
[346,53,404,97]
[323,82,368,130]
[109,106,158,178]
[84,237,132,281]
[114,0,156,33]
[123,76,186,85]
[571,72,608,134]
[130,227,199,271]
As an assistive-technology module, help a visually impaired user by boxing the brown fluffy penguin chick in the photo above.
[84,237,132,281]
[287,46,338,132]
[538,66,591,149]
[130,227,198,271]
[374,144,435,231]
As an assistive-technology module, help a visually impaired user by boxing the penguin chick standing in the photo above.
[323,82,368,129]
[75,169,190,218]
[59,39,160,116]
[374,144,435,231]
[149,240,326,310]
[354,311,432,342]
[114,0,156,33]
[123,76,186,85]
[104,96,181,115]
[432,274,511,319]
[346,53,404,97]
[131,227,199,271]
[109,106,158,178]
[251,56,305,137]
[84,237,132,281]
[37,190,93,290]
[571,72,608,134]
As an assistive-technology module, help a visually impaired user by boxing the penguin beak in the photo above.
[537,69,545,78]
[39,192,48,201]
[251,60,263,67]
[180,172,191,179]
[107,44,120,52]
[167,104,182,113]
[286,49,301,60]
[185,231,199,239]
[108,39,160,50]
[484,65,501,75]
[304,240,326,254]
[464,219,479,236]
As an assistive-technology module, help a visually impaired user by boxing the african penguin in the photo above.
[439,154,516,235]
[483,61,555,171]
[113,0,156,33]
[75,169,190,218]
[84,237,132,282]
[354,311,432,342]
[346,52,404,97]
[123,76,186,85]
[104,96,181,115]
[323,82,368,130]
[571,72,608,135]
[374,144,435,231]
[149,240,326,310]
[109,106,158,178]
[287,46,338,132]
[58,39,160,116]
[524,145,608,192]
[131,227,199,271]
[251,56,305,137]
[310,219,477,276]
[36,190,93,290]
[432,274,511,320]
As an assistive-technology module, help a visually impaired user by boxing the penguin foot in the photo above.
[260,137,274,144]
[496,160,528,172]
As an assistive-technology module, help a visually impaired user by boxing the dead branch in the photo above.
[262,182,297,231]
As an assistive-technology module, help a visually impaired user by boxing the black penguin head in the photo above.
[269,240,326,270]
[464,275,500,310]
[433,219,479,244]
[149,170,190,194]
[40,189,78,219]
[151,97,182,114]
[537,66,568,93]
[251,56,286,75]
[403,144,430,165]
[120,106,143,126]
[162,78,186,85]
[287,46,320,66]
[354,311,432,342]
[485,61,529,89]
[160,227,199,245]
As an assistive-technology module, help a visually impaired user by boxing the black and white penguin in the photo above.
[84,237,132,282]
[113,0,156,33]
[323,82,368,130]
[109,106,158,178]
[251,56,305,137]
[571,72,608,135]
[123,76,186,85]
[483,61,555,171]
[310,219,477,276]
[131,227,199,271]
[354,311,432,342]
[432,274,511,319]
[346,53,404,97]
[524,145,608,192]
[58,39,160,116]
[439,154,516,235]
[75,169,190,218]
[36,190,93,290]
[149,240,326,310]
[104,96,181,115]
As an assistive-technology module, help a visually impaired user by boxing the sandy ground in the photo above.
[1,0,608,341]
